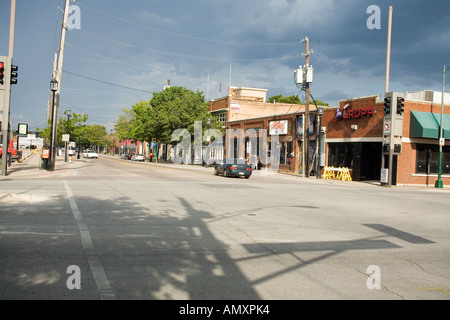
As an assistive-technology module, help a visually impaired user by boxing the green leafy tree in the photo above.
[130,100,152,144]
[114,109,135,142]
[310,99,329,106]
[37,113,89,147]
[267,94,329,106]
[148,86,222,144]
[267,95,301,104]
[84,124,109,149]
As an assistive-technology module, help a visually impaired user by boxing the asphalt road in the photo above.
[1,154,450,302]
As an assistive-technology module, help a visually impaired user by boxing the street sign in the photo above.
[383,120,391,136]
[18,123,28,135]
[440,138,445,147]
[62,134,70,142]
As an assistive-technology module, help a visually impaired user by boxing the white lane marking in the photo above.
[63,180,116,300]
[0,231,75,236]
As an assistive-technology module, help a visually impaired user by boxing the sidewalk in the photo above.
[3,153,450,192]
[0,151,82,179]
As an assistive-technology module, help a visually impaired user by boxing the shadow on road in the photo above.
[0,182,437,300]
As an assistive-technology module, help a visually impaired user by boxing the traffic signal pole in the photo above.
[1,0,16,176]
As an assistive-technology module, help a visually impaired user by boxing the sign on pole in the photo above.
[18,123,28,135]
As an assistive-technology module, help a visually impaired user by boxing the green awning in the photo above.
[410,111,450,139]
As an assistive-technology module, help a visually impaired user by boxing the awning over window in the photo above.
[410,111,450,139]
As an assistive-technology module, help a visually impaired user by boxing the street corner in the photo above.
[1,153,82,179]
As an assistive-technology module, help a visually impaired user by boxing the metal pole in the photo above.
[48,88,56,170]
[385,6,393,186]
[435,65,448,188]
[1,0,16,176]
[316,106,323,179]
[65,110,70,162]
[9,0,15,58]
[385,6,393,94]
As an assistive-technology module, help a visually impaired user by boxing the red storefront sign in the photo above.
[335,104,374,121]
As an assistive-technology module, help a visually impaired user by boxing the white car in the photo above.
[131,154,145,162]
[83,150,98,159]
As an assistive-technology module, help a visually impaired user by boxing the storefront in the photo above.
[211,89,450,186]
[322,93,450,185]
[321,95,384,181]
[397,98,450,186]
[227,113,303,173]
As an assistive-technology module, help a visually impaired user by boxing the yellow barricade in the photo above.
[341,168,352,181]
[322,166,335,180]
[322,166,352,181]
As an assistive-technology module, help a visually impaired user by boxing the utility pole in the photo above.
[48,0,70,171]
[1,0,16,176]
[300,37,313,178]
[304,38,310,178]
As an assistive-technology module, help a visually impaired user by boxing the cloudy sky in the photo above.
[1,0,449,132]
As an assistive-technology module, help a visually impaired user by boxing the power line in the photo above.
[63,70,154,94]
[66,43,153,70]
[74,0,297,47]
[71,29,298,62]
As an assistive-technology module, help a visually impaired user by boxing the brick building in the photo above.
[209,86,323,175]
[210,88,450,186]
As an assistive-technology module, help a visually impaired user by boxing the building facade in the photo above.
[210,88,450,186]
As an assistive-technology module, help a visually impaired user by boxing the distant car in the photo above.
[83,150,98,159]
[131,154,145,162]
[214,160,252,179]
[68,146,76,156]
[120,153,131,160]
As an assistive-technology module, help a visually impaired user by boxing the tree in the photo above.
[267,95,301,104]
[130,100,152,145]
[148,86,222,144]
[114,109,135,142]
[309,99,329,107]
[37,113,89,147]
[267,94,329,106]
[83,124,109,150]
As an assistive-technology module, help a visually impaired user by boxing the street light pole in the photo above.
[64,108,71,162]
[206,118,211,167]
[435,65,449,188]
[316,106,324,179]
[48,78,58,171]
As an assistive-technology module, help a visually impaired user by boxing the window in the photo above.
[215,112,226,125]
[416,144,450,174]
[278,141,293,165]
[328,143,353,168]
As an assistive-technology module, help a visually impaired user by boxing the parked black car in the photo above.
[214,160,252,179]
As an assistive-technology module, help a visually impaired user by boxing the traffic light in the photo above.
[384,96,392,115]
[396,97,405,115]
[0,61,4,85]
[10,64,18,85]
